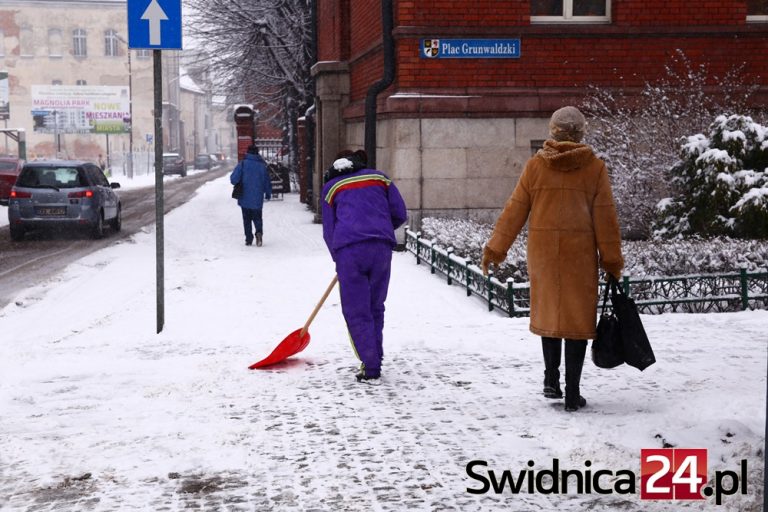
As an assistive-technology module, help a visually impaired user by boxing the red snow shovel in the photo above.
[248,275,339,369]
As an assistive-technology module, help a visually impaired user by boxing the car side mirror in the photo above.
[110,182,121,189]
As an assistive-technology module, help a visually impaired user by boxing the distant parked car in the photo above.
[7,160,122,241]
[209,154,223,168]
[193,154,215,170]
[0,156,24,205]
[162,152,187,177]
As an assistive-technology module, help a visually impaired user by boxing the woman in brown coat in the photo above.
[481,106,623,412]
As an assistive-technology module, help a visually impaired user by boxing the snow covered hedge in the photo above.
[581,50,760,240]
[420,217,768,283]
[653,114,768,239]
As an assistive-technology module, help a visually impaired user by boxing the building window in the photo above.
[20,25,34,57]
[104,29,118,57]
[73,29,87,57]
[531,0,610,22]
[530,139,546,155]
[76,79,87,86]
[48,28,63,57]
[136,49,151,59]
[747,0,768,21]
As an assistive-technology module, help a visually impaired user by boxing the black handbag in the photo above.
[231,163,243,199]
[231,182,243,199]
[610,276,656,371]
[592,280,625,369]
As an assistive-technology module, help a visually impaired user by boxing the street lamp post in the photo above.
[115,34,134,178]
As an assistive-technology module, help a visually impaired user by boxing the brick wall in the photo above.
[396,35,767,90]
[395,0,749,27]
[613,1,747,25]
[347,1,765,111]
[398,1,528,26]
[350,0,383,54]
[317,0,350,61]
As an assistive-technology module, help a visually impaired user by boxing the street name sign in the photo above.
[421,39,521,59]
[127,0,182,49]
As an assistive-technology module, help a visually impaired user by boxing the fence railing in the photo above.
[405,229,768,316]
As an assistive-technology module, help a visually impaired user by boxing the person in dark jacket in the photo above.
[321,150,408,384]
[230,145,272,246]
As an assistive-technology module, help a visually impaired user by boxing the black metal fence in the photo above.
[405,229,768,316]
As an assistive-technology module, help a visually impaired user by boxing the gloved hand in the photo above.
[481,245,506,276]
[481,253,493,276]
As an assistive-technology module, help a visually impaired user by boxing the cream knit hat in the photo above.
[549,106,586,143]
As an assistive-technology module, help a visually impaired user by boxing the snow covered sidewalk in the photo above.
[0,176,765,511]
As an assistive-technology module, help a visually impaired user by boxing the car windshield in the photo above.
[17,166,85,189]
[163,155,179,163]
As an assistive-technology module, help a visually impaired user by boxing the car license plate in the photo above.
[36,207,67,216]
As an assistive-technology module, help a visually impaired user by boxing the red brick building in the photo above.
[312,1,768,223]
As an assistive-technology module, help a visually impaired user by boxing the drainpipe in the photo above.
[307,0,317,205]
[364,0,395,169]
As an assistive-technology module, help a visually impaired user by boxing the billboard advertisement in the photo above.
[30,85,130,134]
[0,71,9,120]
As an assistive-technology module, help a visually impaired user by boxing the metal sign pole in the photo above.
[127,0,180,334]
[153,49,164,333]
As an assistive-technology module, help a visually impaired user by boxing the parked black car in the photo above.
[193,154,215,170]
[162,153,187,177]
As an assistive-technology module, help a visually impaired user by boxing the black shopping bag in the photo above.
[231,182,243,199]
[610,276,656,371]
[592,281,625,369]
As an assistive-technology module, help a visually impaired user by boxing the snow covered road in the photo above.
[0,176,765,511]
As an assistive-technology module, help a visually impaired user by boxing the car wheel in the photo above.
[91,211,104,239]
[9,226,24,242]
[110,204,122,232]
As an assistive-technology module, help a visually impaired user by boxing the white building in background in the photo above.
[0,0,226,173]
[210,95,236,158]
[178,68,208,162]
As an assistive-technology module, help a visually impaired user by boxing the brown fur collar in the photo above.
[536,139,595,172]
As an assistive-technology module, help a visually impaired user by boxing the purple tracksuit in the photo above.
[322,166,407,375]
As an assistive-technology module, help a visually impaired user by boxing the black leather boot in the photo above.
[564,340,588,411]
[541,337,563,399]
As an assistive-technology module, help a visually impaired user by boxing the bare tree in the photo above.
[184,0,314,169]
[581,50,760,239]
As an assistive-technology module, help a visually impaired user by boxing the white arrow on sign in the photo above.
[141,0,169,46]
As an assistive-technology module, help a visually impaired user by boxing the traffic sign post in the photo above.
[127,0,182,333]
[153,50,164,333]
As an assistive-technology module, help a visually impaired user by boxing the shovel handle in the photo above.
[300,275,339,338]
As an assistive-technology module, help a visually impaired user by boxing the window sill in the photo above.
[49,55,63,59]
[530,16,611,24]
[746,16,768,23]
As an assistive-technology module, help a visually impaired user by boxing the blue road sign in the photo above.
[421,39,521,59]
[127,0,182,50]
